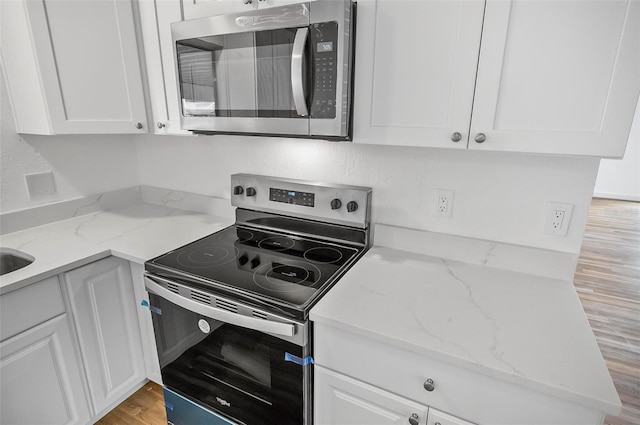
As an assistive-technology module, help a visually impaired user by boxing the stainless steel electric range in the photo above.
[144,174,371,425]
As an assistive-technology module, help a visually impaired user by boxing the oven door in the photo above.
[145,276,310,425]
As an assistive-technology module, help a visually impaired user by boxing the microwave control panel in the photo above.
[310,22,338,119]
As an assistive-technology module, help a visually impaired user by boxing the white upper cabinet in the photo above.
[1,0,148,135]
[353,0,640,158]
[182,0,313,20]
[470,0,640,157]
[139,0,191,134]
[353,0,485,149]
[183,0,257,19]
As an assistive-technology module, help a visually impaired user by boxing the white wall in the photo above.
[135,135,600,254]
[594,96,640,201]
[1,61,601,255]
[0,65,140,213]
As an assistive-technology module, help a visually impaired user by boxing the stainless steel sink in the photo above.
[0,248,35,276]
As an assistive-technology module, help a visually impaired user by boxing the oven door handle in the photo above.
[291,27,309,117]
[144,276,296,337]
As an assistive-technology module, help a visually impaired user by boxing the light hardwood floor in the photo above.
[98,198,640,425]
[96,381,166,425]
[573,198,640,425]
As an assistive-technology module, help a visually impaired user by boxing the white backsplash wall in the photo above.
[0,65,140,213]
[135,135,600,254]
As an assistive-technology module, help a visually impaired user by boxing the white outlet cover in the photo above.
[543,202,574,236]
[433,189,454,218]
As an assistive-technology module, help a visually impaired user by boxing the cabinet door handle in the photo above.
[451,132,462,142]
[423,378,435,391]
[243,0,252,4]
[135,122,143,129]
[157,122,166,129]
[408,413,419,425]
[474,133,486,143]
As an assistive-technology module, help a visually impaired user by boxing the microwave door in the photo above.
[173,6,312,136]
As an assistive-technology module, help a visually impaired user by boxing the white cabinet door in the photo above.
[0,0,148,135]
[63,257,145,416]
[315,365,429,425]
[182,0,257,20]
[427,408,476,425]
[0,314,91,425]
[469,0,640,157]
[352,0,485,148]
[129,262,162,384]
[139,0,192,135]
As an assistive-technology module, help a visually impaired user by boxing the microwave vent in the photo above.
[167,283,180,294]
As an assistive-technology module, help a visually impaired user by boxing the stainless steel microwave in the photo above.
[171,1,356,140]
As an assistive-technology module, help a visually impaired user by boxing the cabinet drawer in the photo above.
[313,323,602,425]
[0,277,65,341]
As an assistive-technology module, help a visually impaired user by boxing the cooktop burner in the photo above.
[146,225,361,317]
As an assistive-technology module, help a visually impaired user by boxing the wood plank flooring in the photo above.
[573,198,640,425]
[98,198,640,425]
[96,381,166,425]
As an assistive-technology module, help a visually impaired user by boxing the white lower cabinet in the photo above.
[314,323,606,425]
[63,257,146,418]
[426,408,476,425]
[0,277,91,425]
[315,366,476,425]
[315,365,429,425]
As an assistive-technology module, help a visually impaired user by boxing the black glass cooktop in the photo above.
[145,225,361,318]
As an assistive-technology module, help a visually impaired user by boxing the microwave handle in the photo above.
[144,275,296,337]
[291,27,309,117]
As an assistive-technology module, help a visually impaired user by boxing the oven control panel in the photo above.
[231,174,371,229]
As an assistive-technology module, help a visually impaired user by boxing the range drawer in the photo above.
[313,323,602,425]
[0,277,66,341]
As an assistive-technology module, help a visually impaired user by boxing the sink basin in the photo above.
[0,248,35,276]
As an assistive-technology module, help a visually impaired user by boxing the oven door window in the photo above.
[176,28,307,119]
[149,293,304,425]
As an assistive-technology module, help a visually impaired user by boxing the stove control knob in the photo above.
[250,257,260,269]
[330,198,342,210]
[238,254,249,266]
[233,185,244,196]
[346,201,359,213]
[246,187,257,197]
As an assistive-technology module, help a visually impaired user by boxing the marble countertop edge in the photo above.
[309,311,622,416]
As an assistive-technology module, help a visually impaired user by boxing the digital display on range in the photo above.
[270,188,315,207]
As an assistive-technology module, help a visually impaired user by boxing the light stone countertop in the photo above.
[1,194,620,417]
[310,224,622,416]
[0,201,233,294]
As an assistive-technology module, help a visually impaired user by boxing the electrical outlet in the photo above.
[433,189,454,218]
[543,202,574,236]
